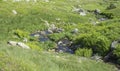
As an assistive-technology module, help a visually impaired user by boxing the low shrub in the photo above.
[113,44,120,57]
[44,41,57,50]
[14,29,29,39]
[74,32,110,56]
[99,12,114,19]
[48,33,65,41]
[107,3,117,10]
[75,48,92,57]
[27,42,43,51]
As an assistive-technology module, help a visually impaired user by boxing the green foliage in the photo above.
[107,3,117,10]
[44,41,57,50]
[0,44,116,71]
[14,29,29,39]
[27,42,43,51]
[0,54,35,71]
[99,12,114,19]
[75,48,93,57]
[48,33,65,41]
[74,32,110,56]
[113,44,120,57]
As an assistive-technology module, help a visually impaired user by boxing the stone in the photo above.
[91,55,102,61]
[72,7,86,16]
[44,0,49,2]
[23,38,28,43]
[58,41,63,45]
[56,28,64,33]
[72,28,79,34]
[94,9,101,14]
[59,50,64,53]
[80,12,86,16]
[47,29,53,34]
[17,42,30,49]
[56,18,61,21]
[99,18,107,21]
[34,34,40,37]
[111,40,118,50]
[7,41,17,46]
[12,10,17,15]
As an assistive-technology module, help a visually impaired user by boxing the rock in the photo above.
[72,28,79,34]
[23,38,28,43]
[80,12,86,16]
[47,29,53,34]
[56,28,64,33]
[12,10,17,15]
[56,18,61,21]
[44,0,49,2]
[104,52,113,62]
[111,40,118,50]
[7,41,17,46]
[34,34,40,37]
[59,50,64,53]
[99,18,107,21]
[58,41,63,45]
[17,42,30,49]
[40,31,46,35]
[94,9,101,14]
[72,7,86,16]
[91,55,102,61]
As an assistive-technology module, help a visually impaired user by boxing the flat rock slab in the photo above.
[8,41,30,49]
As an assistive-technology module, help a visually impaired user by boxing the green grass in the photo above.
[0,42,117,71]
[0,0,120,71]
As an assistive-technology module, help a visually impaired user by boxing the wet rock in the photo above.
[104,40,119,62]
[7,41,17,46]
[104,52,113,62]
[39,36,49,42]
[17,42,30,49]
[56,38,74,54]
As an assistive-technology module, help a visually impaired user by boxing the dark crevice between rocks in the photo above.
[103,40,120,69]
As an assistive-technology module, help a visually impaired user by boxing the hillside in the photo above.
[0,0,120,71]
